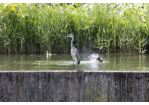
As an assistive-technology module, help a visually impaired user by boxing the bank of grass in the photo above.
[0,3,148,54]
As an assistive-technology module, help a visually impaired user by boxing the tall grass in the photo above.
[0,3,148,54]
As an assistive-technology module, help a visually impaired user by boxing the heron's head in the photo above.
[66,34,74,39]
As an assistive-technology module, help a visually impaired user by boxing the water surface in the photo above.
[0,53,149,71]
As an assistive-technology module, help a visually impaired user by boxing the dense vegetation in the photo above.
[0,3,149,54]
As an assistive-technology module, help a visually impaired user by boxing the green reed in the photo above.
[0,3,148,54]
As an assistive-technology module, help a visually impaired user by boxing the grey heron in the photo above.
[66,34,80,70]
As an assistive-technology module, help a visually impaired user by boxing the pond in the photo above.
[0,53,149,71]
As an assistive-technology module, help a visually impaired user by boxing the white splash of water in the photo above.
[88,53,100,61]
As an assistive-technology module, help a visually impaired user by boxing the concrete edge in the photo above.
[0,70,148,73]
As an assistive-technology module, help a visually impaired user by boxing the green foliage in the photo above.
[0,3,149,54]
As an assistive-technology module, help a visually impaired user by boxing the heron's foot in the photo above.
[77,70,84,72]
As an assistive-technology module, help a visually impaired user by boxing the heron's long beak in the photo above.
[65,35,70,39]
[65,35,69,39]
[66,35,70,37]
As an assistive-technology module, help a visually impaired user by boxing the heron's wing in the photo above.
[71,47,80,64]
[76,48,80,64]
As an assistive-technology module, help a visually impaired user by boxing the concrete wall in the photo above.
[0,71,149,102]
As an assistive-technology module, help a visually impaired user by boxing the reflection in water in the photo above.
[0,53,148,71]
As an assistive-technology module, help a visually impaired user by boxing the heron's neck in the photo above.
[71,37,74,48]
